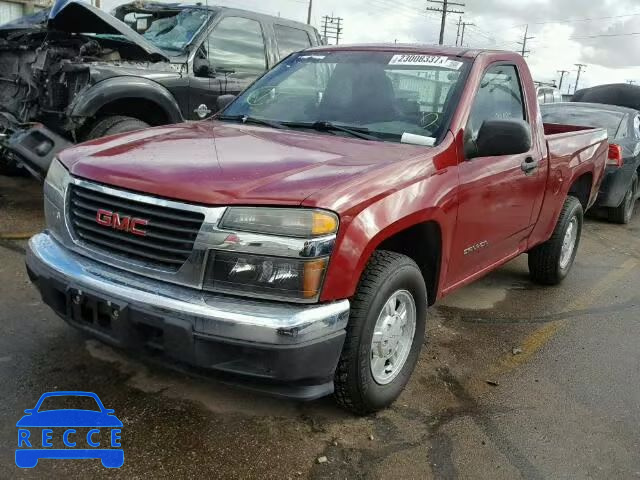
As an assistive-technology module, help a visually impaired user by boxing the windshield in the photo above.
[221,51,470,144]
[109,8,213,54]
[37,395,101,412]
[541,105,625,139]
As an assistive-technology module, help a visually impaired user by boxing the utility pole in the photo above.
[627,80,636,85]
[307,0,313,25]
[460,21,474,46]
[321,15,344,45]
[517,24,535,57]
[427,0,465,46]
[574,63,587,93]
[557,70,569,91]
[455,16,462,46]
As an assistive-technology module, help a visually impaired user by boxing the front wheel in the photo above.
[334,250,427,415]
[85,116,150,140]
[528,196,583,285]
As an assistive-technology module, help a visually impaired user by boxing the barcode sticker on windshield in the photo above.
[389,54,463,70]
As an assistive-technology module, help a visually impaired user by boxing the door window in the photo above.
[465,64,526,157]
[275,25,312,58]
[205,17,267,79]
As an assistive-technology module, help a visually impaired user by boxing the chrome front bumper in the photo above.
[26,233,350,346]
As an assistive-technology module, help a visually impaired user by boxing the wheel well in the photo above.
[568,172,593,210]
[376,221,442,305]
[93,98,169,127]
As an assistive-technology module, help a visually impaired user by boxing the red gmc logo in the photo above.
[96,209,149,236]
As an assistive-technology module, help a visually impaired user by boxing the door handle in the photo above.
[521,157,539,174]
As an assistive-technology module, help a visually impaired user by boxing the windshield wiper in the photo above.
[285,121,378,141]
[216,115,287,130]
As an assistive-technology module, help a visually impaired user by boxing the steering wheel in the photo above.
[420,112,440,130]
[246,86,279,106]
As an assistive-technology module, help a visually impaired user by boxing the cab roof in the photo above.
[305,43,515,59]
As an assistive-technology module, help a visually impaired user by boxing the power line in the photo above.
[532,12,640,26]
[574,64,587,93]
[557,70,570,91]
[570,31,640,40]
[321,15,344,44]
[516,24,535,57]
[426,0,465,45]
[505,11,640,31]
[460,21,474,46]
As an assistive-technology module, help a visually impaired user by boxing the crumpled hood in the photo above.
[59,121,429,209]
[0,0,169,62]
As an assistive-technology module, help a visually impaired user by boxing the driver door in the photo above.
[188,16,268,119]
[447,64,546,287]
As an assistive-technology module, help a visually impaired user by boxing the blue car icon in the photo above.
[16,391,123,468]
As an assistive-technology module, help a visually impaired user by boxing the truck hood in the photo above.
[0,0,170,62]
[59,121,428,208]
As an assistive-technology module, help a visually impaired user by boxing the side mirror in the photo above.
[105,409,115,415]
[216,94,236,112]
[472,119,532,158]
[24,409,34,414]
[194,57,214,78]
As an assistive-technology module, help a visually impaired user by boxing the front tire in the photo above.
[85,116,150,140]
[334,250,427,415]
[528,196,583,285]
[608,173,638,224]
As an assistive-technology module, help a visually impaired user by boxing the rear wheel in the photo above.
[528,196,583,285]
[334,250,427,415]
[85,116,150,140]
[608,173,638,224]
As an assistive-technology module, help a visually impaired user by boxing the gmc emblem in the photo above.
[96,209,149,236]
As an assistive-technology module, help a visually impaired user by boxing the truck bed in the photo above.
[544,123,608,170]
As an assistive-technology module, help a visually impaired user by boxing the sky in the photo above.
[101,0,640,93]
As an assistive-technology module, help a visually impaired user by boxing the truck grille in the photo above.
[68,184,205,270]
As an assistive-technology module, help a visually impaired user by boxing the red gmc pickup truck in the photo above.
[26,45,608,414]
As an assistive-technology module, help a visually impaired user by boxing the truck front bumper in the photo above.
[26,233,350,400]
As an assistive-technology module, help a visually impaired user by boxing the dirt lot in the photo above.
[1,174,639,479]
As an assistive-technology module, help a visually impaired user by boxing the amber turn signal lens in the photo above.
[303,258,328,298]
[312,212,338,236]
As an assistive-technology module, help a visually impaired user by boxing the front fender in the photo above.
[319,170,459,303]
[70,77,183,124]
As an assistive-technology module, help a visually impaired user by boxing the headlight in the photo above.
[204,252,328,300]
[220,207,338,237]
[45,158,70,193]
[42,158,71,242]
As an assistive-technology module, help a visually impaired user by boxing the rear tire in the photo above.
[528,196,583,285]
[608,173,638,224]
[334,250,427,415]
[85,116,150,140]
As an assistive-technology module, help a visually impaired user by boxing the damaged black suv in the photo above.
[0,0,321,178]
